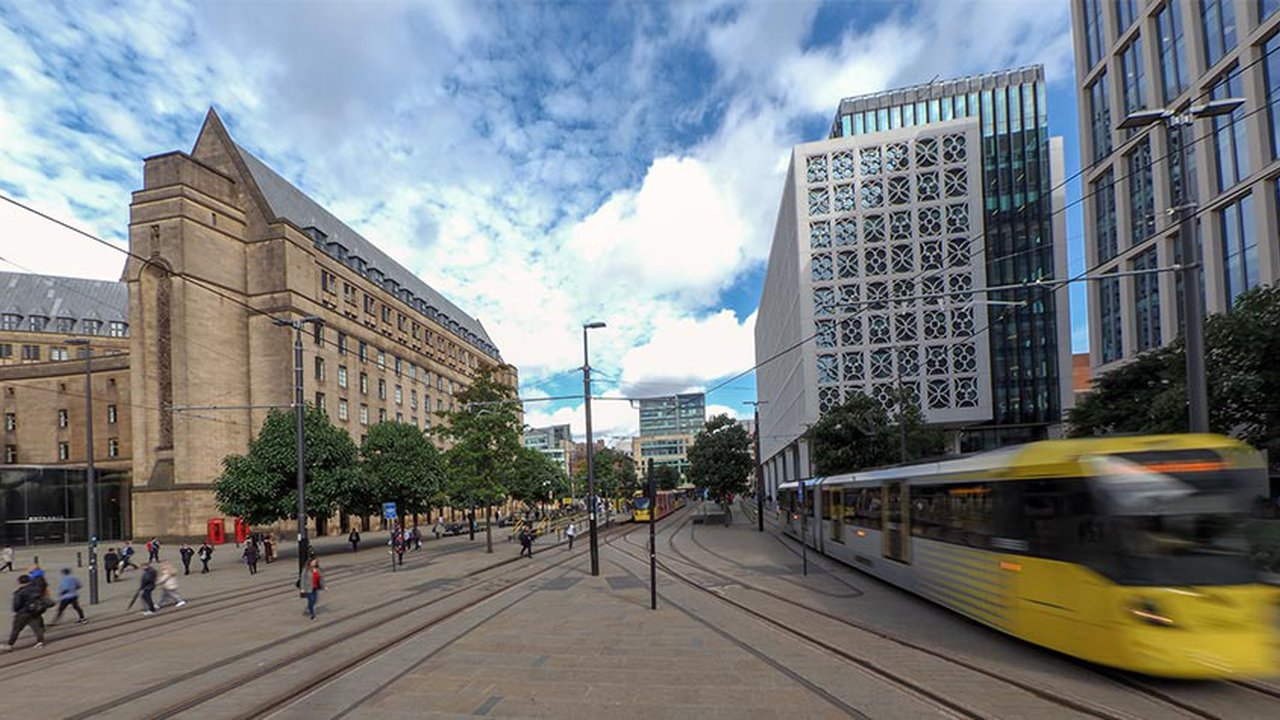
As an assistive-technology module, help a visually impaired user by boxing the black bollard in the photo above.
[77,551,82,568]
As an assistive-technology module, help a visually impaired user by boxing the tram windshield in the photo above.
[1088,456,1256,586]
[633,497,652,510]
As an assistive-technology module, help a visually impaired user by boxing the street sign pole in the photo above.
[383,502,398,573]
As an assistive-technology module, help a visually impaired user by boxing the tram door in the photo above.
[882,482,910,563]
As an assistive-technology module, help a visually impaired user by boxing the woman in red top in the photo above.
[299,559,322,620]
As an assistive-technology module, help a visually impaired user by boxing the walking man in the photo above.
[242,544,259,575]
[147,537,161,563]
[137,564,158,616]
[179,544,194,575]
[263,534,275,564]
[0,546,13,572]
[4,575,49,650]
[103,548,119,584]
[157,563,186,608]
[51,568,86,625]
[565,522,576,550]
[119,541,138,573]
[518,527,534,559]
[348,528,360,553]
[299,559,322,620]
[197,543,213,574]
[432,517,443,539]
[412,526,422,551]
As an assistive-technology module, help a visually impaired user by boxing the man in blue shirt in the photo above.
[51,568,85,625]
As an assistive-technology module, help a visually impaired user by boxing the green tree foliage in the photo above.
[1068,284,1280,466]
[361,421,444,526]
[573,446,638,499]
[213,407,360,525]
[508,446,569,508]
[805,394,945,476]
[687,414,753,503]
[649,464,682,491]
[435,368,522,552]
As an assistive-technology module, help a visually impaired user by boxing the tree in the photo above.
[573,445,637,501]
[650,464,682,491]
[1068,283,1280,469]
[805,393,945,476]
[435,368,522,552]
[213,407,360,526]
[508,446,569,509]
[687,414,753,504]
[361,421,444,529]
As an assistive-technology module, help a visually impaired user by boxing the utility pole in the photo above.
[582,321,606,576]
[274,315,321,573]
[744,400,767,532]
[647,458,657,610]
[66,339,97,605]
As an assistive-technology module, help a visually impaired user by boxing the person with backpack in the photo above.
[518,527,534,559]
[242,543,259,575]
[119,541,138,573]
[50,568,86,625]
[348,528,361,553]
[137,564,158,616]
[147,537,161,563]
[197,543,213,574]
[4,574,50,650]
[103,548,120,583]
[179,544,195,575]
[298,559,323,620]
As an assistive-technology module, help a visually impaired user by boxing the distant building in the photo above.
[523,424,573,478]
[1072,352,1093,405]
[633,393,705,480]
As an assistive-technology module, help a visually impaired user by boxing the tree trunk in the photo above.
[485,505,494,553]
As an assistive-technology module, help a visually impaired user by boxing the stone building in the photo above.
[3,109,515,542]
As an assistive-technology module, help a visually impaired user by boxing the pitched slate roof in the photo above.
[0,271,128,328]
[227,137,499,358]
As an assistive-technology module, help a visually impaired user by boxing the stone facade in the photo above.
[125,109,515,539]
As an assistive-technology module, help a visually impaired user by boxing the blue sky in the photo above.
[0,0,1083,442]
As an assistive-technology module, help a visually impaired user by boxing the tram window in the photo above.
[1019,479,1106,562]
[910,483,995,549]
[821,490,834,520]
[842,487,882,529]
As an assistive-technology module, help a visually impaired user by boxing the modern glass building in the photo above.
[637,394,706,437]
[1071,1,1280,374]
[0,467,130,546]
[828,66,1073,450]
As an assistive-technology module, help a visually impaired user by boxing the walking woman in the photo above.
[299,559,322,620]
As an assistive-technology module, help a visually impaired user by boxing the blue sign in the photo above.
[382,502,397,520]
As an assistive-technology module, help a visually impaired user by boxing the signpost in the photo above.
[384,502,398,572]
[647,458,657,611]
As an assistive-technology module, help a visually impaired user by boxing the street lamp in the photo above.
[1119,98,1245,433]
[582,321,606,576]
[65,338,97,605]
[743,400,767,532]
[273,315,323,573]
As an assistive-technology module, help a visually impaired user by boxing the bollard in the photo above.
[77,551,82,568]
[33,555,38,566]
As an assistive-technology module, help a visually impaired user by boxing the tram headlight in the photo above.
[1128,598,1175,627]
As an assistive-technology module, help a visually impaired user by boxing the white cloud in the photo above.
[620,309,756,393]
[523,392,638,443]
[706,403,747,421]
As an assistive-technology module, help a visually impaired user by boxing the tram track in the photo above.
[64,522,630,720]
[617,512,1152,720]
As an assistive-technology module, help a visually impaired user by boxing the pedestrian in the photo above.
[27,566,48,598]
[4,574,50,650]
[147,537,161,563]
[0,546,12,572]
[298,559,322,620]
[103,548,119,584]
[263,534,275,564]
[391,532,405,566]
[565,522,576,550]
[51,568,86,625]
[179,544,194,575]
[137,564,158,616]
[348,528,360,553]
[242,544,259,575]
[432,518,442,539]
[518,527,534,559]
[119,541,138,572]
[157,563,186,608]
[197,542,213,574]
[412,526,422,551]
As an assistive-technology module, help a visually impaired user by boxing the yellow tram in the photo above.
[778,434,1279,678]
[633,489,685,522]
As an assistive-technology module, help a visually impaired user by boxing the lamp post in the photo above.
[65,338,97,605]
[1119,98,1245,433]
[273,315,323,573]
[743,400,767,532]
[582,321,606,577]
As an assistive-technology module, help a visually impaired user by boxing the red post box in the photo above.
[207,518,226,545]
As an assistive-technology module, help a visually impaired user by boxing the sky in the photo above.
[0,0,1085,444]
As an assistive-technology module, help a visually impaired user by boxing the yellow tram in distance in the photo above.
[634,489,684,523]
[778,434,1280,679]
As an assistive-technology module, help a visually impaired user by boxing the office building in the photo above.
[1072,1,1280,372]
[632,393,705,479]
[756,66,1072,498]
[523,424,573,478]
